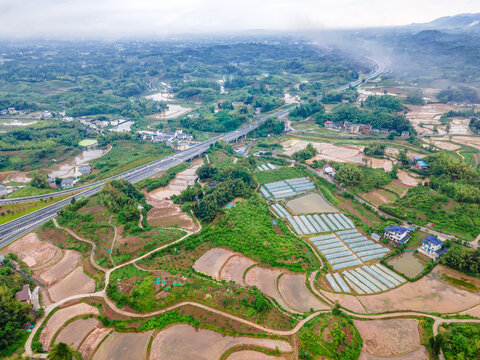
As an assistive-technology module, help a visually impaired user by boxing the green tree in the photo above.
[29,172,50,189]
[0,284,32,353]
[336,163,363,187]
[48,342,81,360]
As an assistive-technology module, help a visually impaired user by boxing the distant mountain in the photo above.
[409,13,480,32]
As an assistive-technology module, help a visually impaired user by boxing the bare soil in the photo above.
[37,250,81,286]
[193,247,237,279]
[244,266,295,313]
[367,157,393,172]
[39,303,100,349]
[149,324,292,360]
[2,233,58,268]
[92,331,153,360]
[146,199,196,231]
[78,328,112,360]
[277,274,329,312]
[354,319,421,356]
[226,350,288,360]
[54,318,100,350]
[358,347,428,360]
[397,170,424,187]
[47,267,96,302]
[219,255,257,285]
[286,192,337,214]
[282,139,364,164]
[318,288,367,314]
[360,266,480,313]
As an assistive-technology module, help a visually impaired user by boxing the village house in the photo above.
[79,164,92,176]
[414,157,429,171]
[401,131,410,138]
[323,164,336,178]
[16,285,31,304]
[384,225,410,245]
[360,124,372,134]
[61,178,75,189]
[420,235,447,260]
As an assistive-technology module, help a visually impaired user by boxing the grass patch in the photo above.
[254,166,306,184]
[441,273,478,291]
[6,186,58,198]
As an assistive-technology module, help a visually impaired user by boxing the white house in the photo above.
[384,225,409,244]
[420,235,446,260]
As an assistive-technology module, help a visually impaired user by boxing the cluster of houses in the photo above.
[0,108,65,119]
[46,164,92,190]
[381,225,446,260]
[324,120,410,137]
[141,129,196,151]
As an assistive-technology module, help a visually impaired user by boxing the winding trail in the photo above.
[53,219,105,272]
[26,214,480,359]
[107,216,118,266]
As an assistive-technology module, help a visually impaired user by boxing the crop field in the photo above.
[78,139,98,147]
[254,167,306,184]
[37,250,81,286]
[219,254,256,285]
[193,247,236,279]
[149,324,293,360]
[78,328,112,360]
[47,267,95,302]
[226,350,286,360]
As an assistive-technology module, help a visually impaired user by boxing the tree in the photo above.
[29,172,50,189]
[398,149,409,166]
[48,342,81,360]
[0,285,32,353]
[336,163,363,187]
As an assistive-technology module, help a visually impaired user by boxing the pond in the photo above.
[387,251,427,278]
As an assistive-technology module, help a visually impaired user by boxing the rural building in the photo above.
[384,225,410,244]
[61,178,75,189]
[323,164,336,177]
[350,124,361,133]
[0,184,8,196]
[401,131,410,137]
[0,254,5,265]
[420,235,447,260]
[79,164,92,176]
[414,157,429,171]
[8,107,16,114]
[331,121,344,131]
[360,124,372,134]
[324,120,333,128]
[16,285,31,304]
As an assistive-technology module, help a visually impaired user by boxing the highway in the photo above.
[0,109,289,249]
[0,60,384,249]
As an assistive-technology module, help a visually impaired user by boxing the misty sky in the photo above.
[1,0,479,38]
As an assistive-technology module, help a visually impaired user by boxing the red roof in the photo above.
[325,121,333,124]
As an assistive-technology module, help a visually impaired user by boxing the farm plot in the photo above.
[149,161,202,200]
[359,190,398,207]
[310,234,360,271]
[358,348,428,360]
[285,212,353,235]
[360,266,480,313]
[354,319,422,357]
[149,324,292,360]
[261,177,315,200]
[226,350,287,360]
[47,267,95,302]
[193,247,236,279]
[277,274,329,312]
[39,303,100,349]
[54,318,100,350]
[244,266,296,313]
[78,328,112,360]
[219,255,256,285]
[37,250,81,286]
[93,331,153,360]
[256,163,278,171]
[1,232,59,268]
[337,230,390,262]
[285,192,337,214]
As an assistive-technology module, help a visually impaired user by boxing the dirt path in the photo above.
[53,219,105,273]
[108,216,117,266]
[456,149,465,162]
